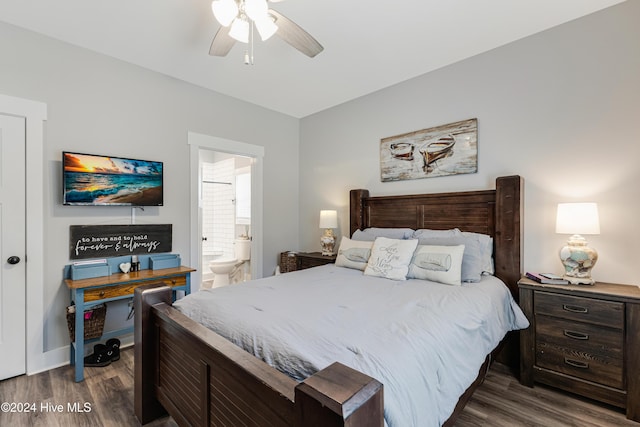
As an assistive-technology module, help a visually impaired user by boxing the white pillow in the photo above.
[335,237,374,271]
[407,244,465,286]
[364,237,418,281]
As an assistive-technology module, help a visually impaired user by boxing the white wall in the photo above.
[0,21,299,368]
[299,1,640,286]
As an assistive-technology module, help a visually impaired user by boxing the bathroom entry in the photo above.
[200,150,252,288]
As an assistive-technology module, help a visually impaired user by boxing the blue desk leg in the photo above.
[70,290,75,367]
[186,274,191,295]
[74,289,85,382]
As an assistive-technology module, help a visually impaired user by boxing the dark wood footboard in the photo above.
[134,284,384,426]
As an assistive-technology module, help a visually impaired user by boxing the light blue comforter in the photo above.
[174,265,529,426]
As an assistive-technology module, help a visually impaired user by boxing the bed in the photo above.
[134,175,525,426]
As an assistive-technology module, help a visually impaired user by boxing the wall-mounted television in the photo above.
[63,151,163,206]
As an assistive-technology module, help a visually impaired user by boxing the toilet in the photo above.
[209,239,251,287]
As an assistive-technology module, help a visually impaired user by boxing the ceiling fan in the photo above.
[209,0,324,64]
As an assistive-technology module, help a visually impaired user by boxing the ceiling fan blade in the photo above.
[209,26,236,57]
[269,10,324,58]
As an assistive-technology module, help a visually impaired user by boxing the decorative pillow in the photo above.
[461,231,494,275]
[352,227,415,242]
[363,237,418,281]
[407,244,465,286]
[335,237,374,271]
[416,235,483,282]
[412,228,460,240]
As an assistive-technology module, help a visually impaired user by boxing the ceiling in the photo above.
[0,0,626,118]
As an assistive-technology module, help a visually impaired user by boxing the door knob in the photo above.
[7,256,21,265]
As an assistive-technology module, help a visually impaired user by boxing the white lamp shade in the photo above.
[319,210,338,229]
[244,0,269,21]
[211,0,238,27]
[254,16,278,41]
[556,203,600,235]
[229,17,250,43]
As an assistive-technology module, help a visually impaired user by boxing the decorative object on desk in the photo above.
[380,118,477,182]
[525,272,569,285]
[66,304,107,342]
[319,210,338,256]
[555,202,600,285]
[70,261,110,280]
[149,253,181,270]
[119,262,131,274]
[131,255,140,272]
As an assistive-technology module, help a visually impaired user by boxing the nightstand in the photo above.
[279,251,336,273]
[518,278,640,421]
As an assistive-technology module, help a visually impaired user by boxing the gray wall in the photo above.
[0,21,299,355]
[299,1,640,286]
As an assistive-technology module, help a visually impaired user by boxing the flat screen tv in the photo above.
[63,151,163,206]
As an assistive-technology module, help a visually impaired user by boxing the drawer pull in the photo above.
[99,291,105,297]
[171,279,176,285]
[563,330,589,340]
[562,304,588,314]
[564,358,589,369]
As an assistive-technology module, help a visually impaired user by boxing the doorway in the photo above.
[188,132,264,290]
[200,152,252,288]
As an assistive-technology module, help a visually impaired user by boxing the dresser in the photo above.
[518,278,640,421]
[279,251,336,273]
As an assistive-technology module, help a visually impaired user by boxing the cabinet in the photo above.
[518,278,640,421]
[65,266,195,382]
[279,252,336,273]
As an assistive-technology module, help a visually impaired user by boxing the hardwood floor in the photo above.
[0,348,635,426]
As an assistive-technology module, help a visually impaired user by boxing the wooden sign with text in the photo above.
[69,224,172,260]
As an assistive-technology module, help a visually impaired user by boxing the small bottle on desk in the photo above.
[131,255,139,272]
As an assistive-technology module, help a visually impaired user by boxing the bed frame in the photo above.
[134,175,523,426]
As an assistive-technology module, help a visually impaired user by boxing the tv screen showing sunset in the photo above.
[63,152,163,206]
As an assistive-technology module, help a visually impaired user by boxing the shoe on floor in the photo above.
[106,338,121,362]
[83,343,112,367]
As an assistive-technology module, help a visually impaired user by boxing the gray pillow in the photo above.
[461,231,494,275]
[352,227,415,241]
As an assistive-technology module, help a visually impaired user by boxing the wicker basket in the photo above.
[279,251,298,273]
[66,304,107,342]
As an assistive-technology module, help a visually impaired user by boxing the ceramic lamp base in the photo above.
[320,229,335,256]
[559,234,597,285]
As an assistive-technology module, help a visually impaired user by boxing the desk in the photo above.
[65,266,195,382]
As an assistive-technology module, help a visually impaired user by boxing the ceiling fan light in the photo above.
[211,0,238,27]
[244,0,268,21]
[254,16,278,41]
[229,17,249,43]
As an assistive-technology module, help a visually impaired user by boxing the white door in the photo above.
[0,114,27,380]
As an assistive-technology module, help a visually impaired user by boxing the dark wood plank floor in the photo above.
[0,348,635,426]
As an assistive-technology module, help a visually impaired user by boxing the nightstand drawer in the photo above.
[84,275,187,302]
[536,341,623,389]
[536,315,623,360]
[535,291,624,329]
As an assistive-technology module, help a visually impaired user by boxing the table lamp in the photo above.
[555,202,600,284]
[319,210,337,256]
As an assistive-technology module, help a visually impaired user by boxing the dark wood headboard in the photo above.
[349,175,523,299]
